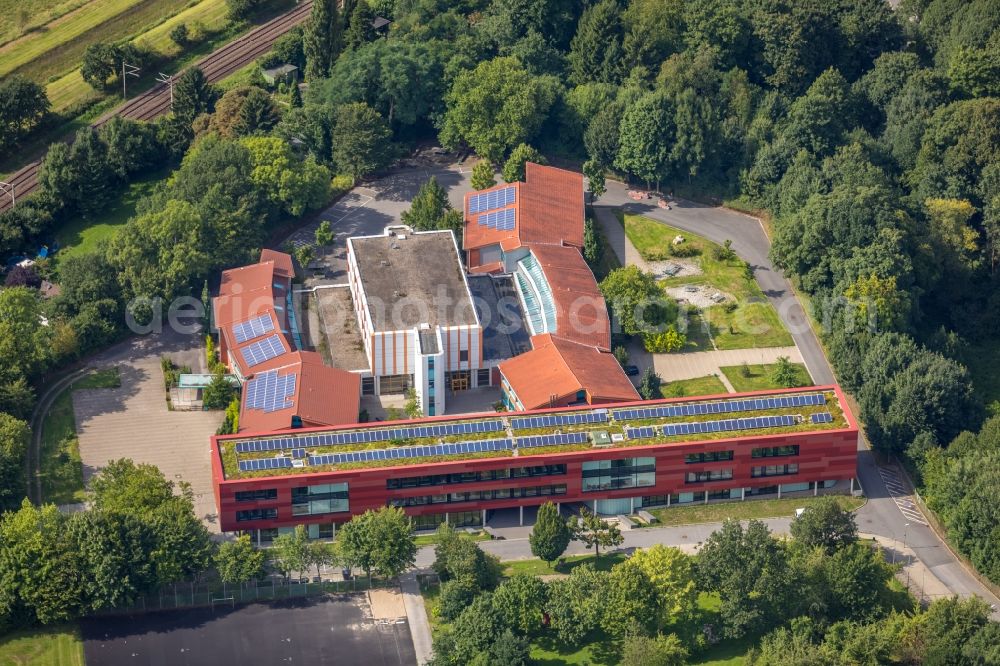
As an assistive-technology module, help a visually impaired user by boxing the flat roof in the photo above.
[350,230,478,331]
[216,386,855,480]
[466,274,532,361]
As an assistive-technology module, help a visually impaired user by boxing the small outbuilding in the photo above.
[262,64,299,86]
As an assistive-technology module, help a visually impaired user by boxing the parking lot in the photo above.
[81,594,416,666]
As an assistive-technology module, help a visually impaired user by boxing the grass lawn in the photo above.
[0,0,90,46]
[0,625,84,666]
[661,375,729,398]
[0,0,191,81]
[619,212,792,349]
[502,552,629,577]
[647,495,866,527]
[55,166,169,260]
[39,367,120,504]
[414,530,491,547]
[720,363,812,393]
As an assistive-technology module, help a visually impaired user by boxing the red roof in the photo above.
[239,352,361,433]
[528,243,611,350]
[260,248,294,279]
[463,163,584,253]
[498,334,638,410]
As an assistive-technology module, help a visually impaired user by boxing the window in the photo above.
[427,358,434,370]
[390,484,566,507]
[476,368,491,387]
[459,350,469,363]
[450,511,482,528]
[379,374,411,394]
[307,523,335,539]
[412,513,448,531]
[236,508,277,522]
[641,494,670,507]
[386,464,567,489]
[751,463,799,478]
[685,469,733,484]
[582,457,655,492]
[752,445,800,458]
[361,377,375,395]
[684,451,734,464]
[291,483,349,516]
[234,489,277,502]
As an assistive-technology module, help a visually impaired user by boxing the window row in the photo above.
[236,508,277,522]
[291,483,349,516]
[685,469,734,484]
[684,450,734,464]
[386,464,567,489]
[582,457,656,493]
[752,463,799,478]
[234,488,278,502]
[389,484,567,507]
[751,445,800,458]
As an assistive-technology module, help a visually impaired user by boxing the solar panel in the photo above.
[810,412,833,424]
[240,334,286,368]
[626,426,655,439]
[511,410,609,430]
[244,370,297,413]
[233,314,275,344]
[516,432,589,449]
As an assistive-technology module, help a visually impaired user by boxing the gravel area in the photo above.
[664,284,734,308]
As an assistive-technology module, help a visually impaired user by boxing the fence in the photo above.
[96,576,395,617]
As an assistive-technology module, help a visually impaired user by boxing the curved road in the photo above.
[591,180,1000,616]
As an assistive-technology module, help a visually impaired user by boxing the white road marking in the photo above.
[876,466,928,525]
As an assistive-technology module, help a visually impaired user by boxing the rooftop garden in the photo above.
[220,391,848,479]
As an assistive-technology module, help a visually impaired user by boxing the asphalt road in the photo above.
[591,180,1000,616]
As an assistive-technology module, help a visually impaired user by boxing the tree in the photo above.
[529,502,570,565]
[638,367,662,400]
[337,507,415,580]
[600,265,674,337]
[437,575,480,622]
[491,574,548,635]
[432,523,502,590]
[440,57,556,163]
[470,161,496,190]
[620,632,688,666]
[770,356,800,388]
[697,519,793,638]
[215,535,265,585]
[331,102,393,178]
[622,545,697,621]
[0,414,28,511]
[202,370,235,409]
[401,176,452,231]
[241,135,331,216]
[170,23,190,47]
[502,143,546,183]
[306,540,336,579]
[68,510,157,610]
[99,116,162,181]
[303,0,342,79]
[272,525,310,581]
[344,0,376,50]
[568,0,625,85]
[604,562,660,636]
[583,159,606,199]
[615,91,675,188]
[4,265,41,289]
[570,507,623,559]
[290,82,303,108]
[545,564,608,645]
[80,42,148,91]
[314,220,334,250]
[172,68,218,127]
[234,87,279,136]
[0,287,51,387]
[790,497,857,554]
[0,75,50,150]
[643,327,686,353]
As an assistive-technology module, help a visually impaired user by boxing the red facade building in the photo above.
[212,385,859,540]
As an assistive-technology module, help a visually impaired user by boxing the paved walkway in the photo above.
[651,346,802,384]
[399,573,433,665]
[73,329,224,531]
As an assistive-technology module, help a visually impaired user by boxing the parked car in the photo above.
[624,365,640,377]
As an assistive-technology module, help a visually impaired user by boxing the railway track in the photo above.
[0,0,313,213]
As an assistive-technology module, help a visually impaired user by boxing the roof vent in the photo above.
[380,259,389,267]
[391,243,400,249]
[397,234,407,240]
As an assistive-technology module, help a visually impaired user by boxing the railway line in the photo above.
[0,0,313,213]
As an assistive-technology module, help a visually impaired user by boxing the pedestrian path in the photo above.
[399,572,433,665]
[877,465,928,526]
[651,346,803,383]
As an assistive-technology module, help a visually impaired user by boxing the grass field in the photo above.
[619,212,792,350]
[661,375,729,398]
[414,530,491,547]
[0,625,84,666]
[55,166,169,259]
[720,363,811,393]
[39,367,120,504]
[647,495,865,527]
[0,0,191,81]
[502,552,629,577]
[0,0,90,46]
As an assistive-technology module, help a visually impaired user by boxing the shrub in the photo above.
[330,174,355,197]
[669,243,700,258]
[643,326,686,353]
[170,23,189,47]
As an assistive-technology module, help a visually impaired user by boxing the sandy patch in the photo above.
[368,588,407,620]
[664,285,734,309]
[649,258,701,278]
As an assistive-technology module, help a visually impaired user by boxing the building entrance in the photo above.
[447,370,471,391]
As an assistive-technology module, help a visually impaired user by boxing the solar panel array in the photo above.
[517,432,589,449]
[233,314,274,343]
[662,414,796,437]
[811,412,833,424]
[626,426,656,439]
[233,420,505,454]
[478,208,516,231]
[613,393,826,421]
[244,370,296,413]
[308,438,513,466]
[468,187,516,214]
[240,334,286,368]
[238,457,292,472]
[511,410,608,430]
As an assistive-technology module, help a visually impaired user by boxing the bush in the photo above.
[438,576,479,621]
[330,174,355,197]
[170,23,189,47]
[669,243,700,258]
[643,327,686,353]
